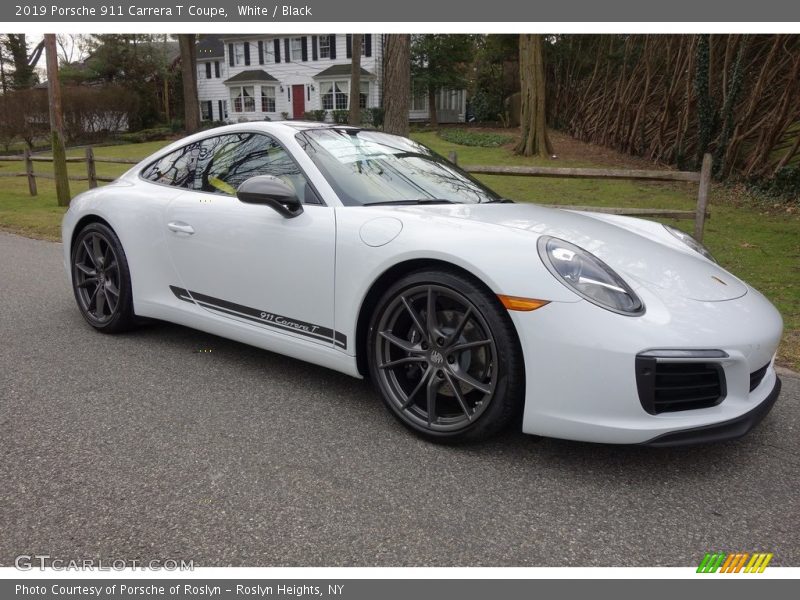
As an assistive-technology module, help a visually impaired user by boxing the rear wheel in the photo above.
[71,222,136,333]
[367,269,524,442]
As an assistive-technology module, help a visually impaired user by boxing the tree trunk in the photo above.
[0,43,7,94]
[383,34,411,136]
[515,34,553,157]
[44,34,71,207]
[428,86,438,127]
[4,34,36,89]
[349,34,362,126]
[179,34,200,134]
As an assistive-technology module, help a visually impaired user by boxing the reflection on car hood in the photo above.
[395,203,748,302]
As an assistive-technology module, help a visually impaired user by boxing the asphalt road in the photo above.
[1,231,798,567]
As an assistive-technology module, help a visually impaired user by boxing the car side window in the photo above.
[194,132,320,204]
[140,142,200,188]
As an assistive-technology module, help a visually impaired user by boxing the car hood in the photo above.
[391,203,747,302]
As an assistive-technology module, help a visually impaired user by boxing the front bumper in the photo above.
[510,282,784,445]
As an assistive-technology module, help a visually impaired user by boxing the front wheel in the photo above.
[367,269,525,442]
[71,222,136,333]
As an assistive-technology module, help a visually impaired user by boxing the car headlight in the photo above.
[537,236,644,316]
[663,225,716,262]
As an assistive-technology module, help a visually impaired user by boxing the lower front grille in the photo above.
[636,356,727,415]
[749,363,769,392]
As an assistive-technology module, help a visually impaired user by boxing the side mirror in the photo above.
[236,175,304,218]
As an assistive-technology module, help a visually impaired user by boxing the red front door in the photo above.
[291,85,305,119]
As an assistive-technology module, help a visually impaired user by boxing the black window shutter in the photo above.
[205,62,211,78]
[312,36,318,61]
[208,101,213,119]
[243,43,250,66]
[346,34,352,59]
[258,41,264,65]
[228,43,234,66]
[214,61,220,77]
[329,35,337,59]
[301,37,308,62]
[364,34,372,57]
[218,100,223,119]
[284,39,291,62]
[274,39,281,63]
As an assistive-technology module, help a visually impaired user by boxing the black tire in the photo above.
[70,222,137,333]
[367,268,525,442]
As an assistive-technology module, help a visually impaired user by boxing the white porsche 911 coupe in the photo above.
[62,122,783,445]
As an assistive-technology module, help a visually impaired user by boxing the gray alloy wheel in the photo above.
[368,269,524,442]
[71,222,136,333]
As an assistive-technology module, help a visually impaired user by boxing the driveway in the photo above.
[1,231,798,566]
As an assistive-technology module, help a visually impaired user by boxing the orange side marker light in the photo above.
[497,295,550,311]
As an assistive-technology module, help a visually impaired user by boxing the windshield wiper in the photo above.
[362,199,462,206]
[486,198,515,203]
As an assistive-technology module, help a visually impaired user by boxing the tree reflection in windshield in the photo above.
[297,129,499,206]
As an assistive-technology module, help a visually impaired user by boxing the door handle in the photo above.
[167,221,195,235]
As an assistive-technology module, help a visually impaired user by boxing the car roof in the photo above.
[128,121,362,173]
[200,120,359,136]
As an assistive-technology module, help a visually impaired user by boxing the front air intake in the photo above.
[636,354,727,415]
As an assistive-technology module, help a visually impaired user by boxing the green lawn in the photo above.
[0,141,170,239]
[1,132,797,369]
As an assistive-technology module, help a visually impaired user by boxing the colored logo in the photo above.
[697,552,773,573]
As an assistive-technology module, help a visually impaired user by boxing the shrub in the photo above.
[304,110,327,122]
[747,166,800,204]
[201,120,227,131]
[331,109,350,124]
[469,88,504,124]
[437,128,514,147]
[280,112,290,120]
[362,107,385,129]
[116,126,172,144]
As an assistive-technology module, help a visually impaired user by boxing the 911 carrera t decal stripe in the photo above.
[169,285,347,349]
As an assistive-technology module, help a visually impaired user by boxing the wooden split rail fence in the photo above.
[451,151,713,242]
[0,147,139,193]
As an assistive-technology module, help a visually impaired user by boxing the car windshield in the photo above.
[295,128,500,206]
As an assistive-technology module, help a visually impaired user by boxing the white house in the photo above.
[195,35,466,123]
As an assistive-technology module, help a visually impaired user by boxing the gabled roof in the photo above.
[223,69,279,84]
[313,65,375,79]
[196,35,224,60]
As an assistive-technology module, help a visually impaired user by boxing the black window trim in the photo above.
[138,130,328,206]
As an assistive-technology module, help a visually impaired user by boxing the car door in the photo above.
[163,131,341,349]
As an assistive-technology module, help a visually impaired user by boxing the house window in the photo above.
[231,86,255,112]
[200,101,212,121]
[411,85,427,111]
[205,62,212,79]
[222,100,228,119]
[320,80,349,110]
[261,86,276,113]
[234,43,246,66]
[319,35,332,58]
[440,89,464,111]
[291,37,303,61]
[320,80,369,110]
[263,40,274,62]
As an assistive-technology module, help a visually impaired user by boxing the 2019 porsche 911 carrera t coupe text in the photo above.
[62,122,783,445]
